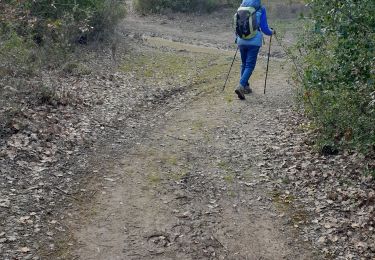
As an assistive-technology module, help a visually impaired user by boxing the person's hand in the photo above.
[271,28,276,35]
[235,37,238,44]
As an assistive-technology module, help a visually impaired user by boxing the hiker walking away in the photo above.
[234,0,275,100]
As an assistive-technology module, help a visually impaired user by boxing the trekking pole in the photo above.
[264,35,272,94]
[222,47,239,92]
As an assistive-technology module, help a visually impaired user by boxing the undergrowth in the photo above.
[295,0,375,156]
[133,0,236,13]
[133,0,308,16]
[0,0,126,138]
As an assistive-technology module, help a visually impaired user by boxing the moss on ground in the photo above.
[120,37,285,99]
[271,190,309,226]
[120,38,242,96]
[147,173,162,184]
[223,173,235,184]
[167,170,187,181]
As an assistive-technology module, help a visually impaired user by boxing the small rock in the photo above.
[177,211,192,219]
[0,198,10,208]
[20,247,31,253]
[8,236,17,242]
[355,241,368,250]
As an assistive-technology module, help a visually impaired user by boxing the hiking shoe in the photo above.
[243,87,252,94]
[235,85,246,100]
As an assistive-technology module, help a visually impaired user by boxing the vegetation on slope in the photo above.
[297,0,374,157]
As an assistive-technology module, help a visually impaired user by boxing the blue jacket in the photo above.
[236,0,273,47]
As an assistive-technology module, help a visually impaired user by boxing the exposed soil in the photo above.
[71,63,319,259]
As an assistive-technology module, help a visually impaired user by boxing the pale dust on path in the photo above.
[70,7,318,260]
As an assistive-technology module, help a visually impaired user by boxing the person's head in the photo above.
[241,0,261,8]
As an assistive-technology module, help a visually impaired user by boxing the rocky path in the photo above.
[72,74,317,259]
[69,26,318,258]
[64,5,375,260]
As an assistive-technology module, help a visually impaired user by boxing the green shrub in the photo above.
[297,0,375,154]
[0,0,126,58]
[90,0,127,38]
[0,0,127,94]
[0,0,126,134]
[24,0,126,43]
[0,25,38,76]
[133,0,234,13]
[133,0,309,14]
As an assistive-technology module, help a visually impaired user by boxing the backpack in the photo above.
[234,6,261,40]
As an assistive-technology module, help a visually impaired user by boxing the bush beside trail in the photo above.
[297,0,374,162]
[133,0,309,21]
[0,0,126,138]
[133,0,238,13]
[0,0,126,74]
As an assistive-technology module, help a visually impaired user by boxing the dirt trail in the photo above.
[69,7,318,260]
